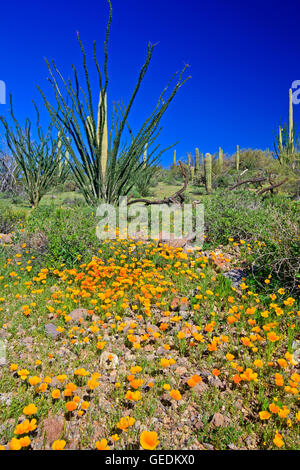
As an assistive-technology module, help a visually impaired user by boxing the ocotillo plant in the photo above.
[218,147,223,172]
[195,148,200,173]
[236,145,240,171]
[204,153,212,194]
[143,142,148,167]
[57,131,70,181]
[0,97,61,208]
[39,0,190,205]
[173,149,176,167]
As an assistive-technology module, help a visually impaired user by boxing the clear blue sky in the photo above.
[0,0,299,166]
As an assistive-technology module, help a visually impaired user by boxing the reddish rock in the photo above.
[42,416,65,447]
[211,412,225,427]
[69,308,90,322]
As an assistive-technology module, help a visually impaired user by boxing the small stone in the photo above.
[45,323,61,339]
[175,366,188,375]
[0,393,12,405]
[0,233,13,244]
[193,381,209,394]
[23,336,33,346]
[211,412,225,427]
[223,269,247,288]
[0,339,6,366]
[50,286,59,293]
[99,351,119,369]
[69,308,90,322]
[42,416,65,447]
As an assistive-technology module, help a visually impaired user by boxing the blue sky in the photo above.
[0,0,299,166]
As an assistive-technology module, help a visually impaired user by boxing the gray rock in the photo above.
[0,393,12,405]
[0,339,6,366]
[292,340,300,364]
[223,269,247,288]
[45,323,61,339]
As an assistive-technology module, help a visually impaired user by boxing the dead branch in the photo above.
[229,176,266,190]
[128,161,189,206]
[257,177,289,195]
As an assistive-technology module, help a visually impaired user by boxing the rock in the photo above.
[193,381,209,394]
[23,336,33,346]
[0,339,6,366]
[99,351,119,369]
[170,297,180,310]
[45,323,61,339]
[42,416,65,447]
[194,419,204,430]
[69,308,90,322]
[0,393,12,405]
[228,443,239,450]
[211,412,225,427]
[175,366,188,376]
[50,286,59,293]
[292,340,300,364]
[223,269,247,288]
[0,233,13,244]
[158,232,196,249]
[203,442,214,450]
[179,298,189,311]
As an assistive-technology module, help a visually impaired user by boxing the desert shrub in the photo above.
[0,207,27,233]
[158,166,184,185]
[203,190,299,292]
[25,206,100,267]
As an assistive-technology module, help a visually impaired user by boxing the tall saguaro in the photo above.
[218,147,223,172]
[204,153,212,194]
[236,145,240,171]
[289,88,294,154]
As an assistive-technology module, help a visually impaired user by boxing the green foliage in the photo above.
[134,165,159,197]
[0,207,27,233]
[25,206,99,267]
[203,189,299,292]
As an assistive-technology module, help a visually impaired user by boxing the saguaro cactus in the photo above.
[204,153,212,194]
[218,147,223,172]
[173,150,176,167]
[188,152,191,167]
[190,166,195,180]
[289,88,294,153]
[236,145,240,171]
[195,148,200,173]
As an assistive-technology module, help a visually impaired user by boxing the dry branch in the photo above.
[128,161,188,206]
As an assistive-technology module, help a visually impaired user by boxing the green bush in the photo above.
[203,190,299,292]
[0,207,27,233]
[24,206,101,268]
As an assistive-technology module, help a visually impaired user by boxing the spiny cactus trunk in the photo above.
[278,126,283,164]
[204,152,212,194]
[289,88,294,154]
[195,148,200,173]
[218,147,223,172]
[188,152,191,167]
[236,145,240,171]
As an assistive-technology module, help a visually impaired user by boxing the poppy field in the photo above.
[0,217,299,450]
